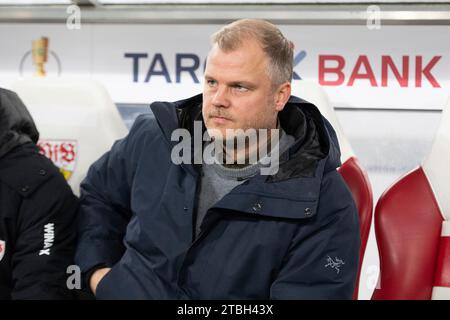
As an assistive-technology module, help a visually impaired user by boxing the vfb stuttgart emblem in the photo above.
[38,139,78,181]
[0,240,5,262]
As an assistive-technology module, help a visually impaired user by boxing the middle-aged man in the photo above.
[75,19,360,299]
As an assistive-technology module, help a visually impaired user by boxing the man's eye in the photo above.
[207,80,217,87]
[234,85,248,92]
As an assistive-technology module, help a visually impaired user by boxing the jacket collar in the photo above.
[150,93,340,178]
[150,94,342,220]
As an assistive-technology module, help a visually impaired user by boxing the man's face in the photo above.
[202,41,283,141]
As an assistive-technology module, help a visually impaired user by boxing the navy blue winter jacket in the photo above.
[75,94,360,299]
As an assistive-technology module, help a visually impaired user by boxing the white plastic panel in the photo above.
[11,78,128,195]
[423,95,450,221]
[292,80,355,163]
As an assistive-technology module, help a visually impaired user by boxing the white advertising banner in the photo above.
[0,23,449,110]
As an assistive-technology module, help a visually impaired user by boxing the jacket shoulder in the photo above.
[129,113,161,139]
[318,169,358,222]
[0,143,70,198]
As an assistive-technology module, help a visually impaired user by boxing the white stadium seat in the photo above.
[11,79,128,195]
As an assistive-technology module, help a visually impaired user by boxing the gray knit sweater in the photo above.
[195,128,295,237]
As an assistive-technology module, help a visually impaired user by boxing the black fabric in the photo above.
[0,143,79,299]
[0,89,79,299]
[0,89,39,159]
[174,94,328,181]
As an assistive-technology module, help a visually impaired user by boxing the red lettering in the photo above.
[381,56,409,87]
[60,143,76,163]
[347,55,377,87]
[318,55,345,86]
[415,56,441,88]
[318,55,441,88]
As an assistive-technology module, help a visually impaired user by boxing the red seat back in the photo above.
[338,156,373,299]
[372,167,443,299]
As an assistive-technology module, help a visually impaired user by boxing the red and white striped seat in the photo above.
[293,80,374,299]
[372,96,450,300]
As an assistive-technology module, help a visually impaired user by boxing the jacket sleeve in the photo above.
[11,169,78,300]
[270,171,360,300]
[74,116,148,280]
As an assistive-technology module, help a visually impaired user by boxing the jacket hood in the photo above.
[0,88,39,159]
[150,93,341,181]
[279,95,342,177]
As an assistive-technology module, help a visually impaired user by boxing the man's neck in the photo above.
[221,120,280,168]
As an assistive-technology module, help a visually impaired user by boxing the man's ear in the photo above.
[274,82,291,112]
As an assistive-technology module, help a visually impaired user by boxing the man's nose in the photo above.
[212,86,231,108]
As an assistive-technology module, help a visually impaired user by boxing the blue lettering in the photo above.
[293,50,307,80]
[145,53,171,83]
[124,53,148,82]
[176,53,200,83]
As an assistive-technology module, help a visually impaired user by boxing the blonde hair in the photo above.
[211,19,294,86]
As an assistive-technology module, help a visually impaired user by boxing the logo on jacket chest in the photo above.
[0,240,5,262]
[325,255,345,274]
